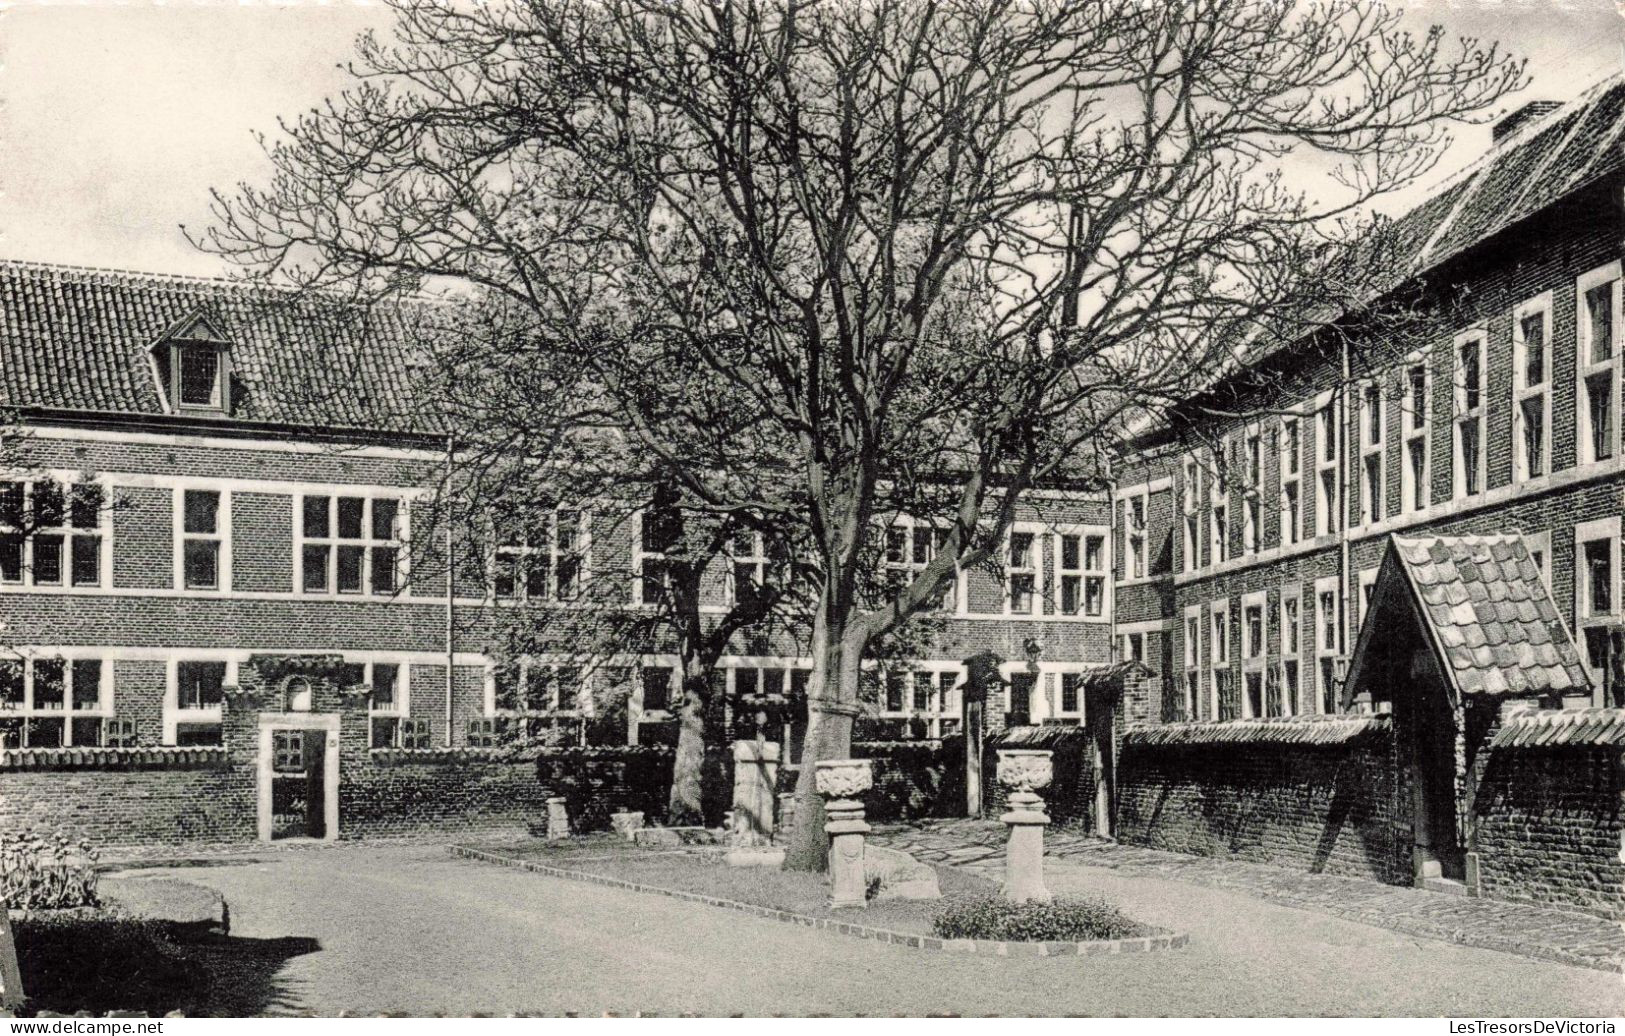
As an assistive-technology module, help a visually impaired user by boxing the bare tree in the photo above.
[196,0,1523,867]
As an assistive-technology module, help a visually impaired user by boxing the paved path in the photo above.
[124,842,1625,1016]
[873,819,1625,974]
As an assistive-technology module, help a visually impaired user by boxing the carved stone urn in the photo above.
[995,748,1053,903]
[814,758,874,909]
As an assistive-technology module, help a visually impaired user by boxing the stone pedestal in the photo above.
[996,749,1053,903]
[611,811,645,840]
[777,792,796,840]
[815,759,874,910]
[545,796,570,841]
[727,741,784,867]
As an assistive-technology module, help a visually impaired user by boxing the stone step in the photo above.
[1419,876,1468,897]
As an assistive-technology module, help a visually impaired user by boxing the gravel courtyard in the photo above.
[122,842,1625,1017]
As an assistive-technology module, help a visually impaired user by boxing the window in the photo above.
[1006,530,1038,615]
[1513,297,1552,481]
[1210,599,1233,720]
[492,661,589,741]
[1357,568,1378,634]
[0,480,104,588]
[1279,588,1301,717]
[495,510,585,602]
[1524,529,1552,595]
[1181,455,1202,572]
[1455,332,1486,497]
[1056,530,1107,617]
[172,660,227,746]
[1575,518,1622,705]
[1119,632,1145,663]
[883,522,952,611]
[638,666,674,714]
[1241,592,1266,719]
[1401,361,1430,514]
[1314,577,1340,714]
[1279,417,1302,547]
[1182,607,1202,721]
[1210,446,1230,565]
[180,489,222,590]
[366,662,409,749]
[171,342,227,411]
[0,656,109,748]
[1059,672,1085,717]
[1120,490,1149,580]
[1315,402,1341,536]
[1578,263,1622,467]
[1358,381,1384,526]
[300,494,403,596]
[635,500,681,606]
[1239,431,1262,555]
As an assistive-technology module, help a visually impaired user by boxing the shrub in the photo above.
[14,915,195,1016]
[1,829,98,910]
[931,893,1148,943]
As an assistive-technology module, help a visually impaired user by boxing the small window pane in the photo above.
[34,659,64,710]
[337,498,365,540]
[177,662,226,710]
[0,483,22,526]
[0,663,21,707]
[336,545,365,592]
[370,546,397,594]
[302,496,331,539]
[71,660,101,710]
[69,484,103,530]
[178,346,220,406]
[175,723,223,747]
[1,534,23,583]
[33,482,63,528]
[33,535,62,585]
[70,535,100,587]
[302,544,330,591]
[641,668,671,712]
[371,499,399,541]
[184,539,219,590]
[372,664,398,709]
[183,490,219,535]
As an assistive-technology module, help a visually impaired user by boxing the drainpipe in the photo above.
[444,433,456,747]
[1338,335,1352,710]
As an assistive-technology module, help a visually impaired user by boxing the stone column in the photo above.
[777,792,796,839]
[815,758,874,909]
[546,796,570,841]
[996,749,1054,904]
[726,740,784,866]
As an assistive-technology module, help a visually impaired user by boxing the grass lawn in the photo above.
[474,838,997,935]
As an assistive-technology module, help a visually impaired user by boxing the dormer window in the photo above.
[149,311,232,416]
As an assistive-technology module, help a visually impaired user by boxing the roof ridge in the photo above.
[0,257,269,292]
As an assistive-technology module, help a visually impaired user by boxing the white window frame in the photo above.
[1512,293,1553,483]
[1241,429,1263,556]
[876,663,963,737]
[1315,397,1342,537]
[1004,524,1042,617]
[883,520,955,613]
[1401,356,1431,514]
[1118,631,1146,664]
[1357,378,1384,528]
[1454,328,1488,498]
[1574,516,1622,696]
[1577,261,1622,469]
[0,653,113,748]
[1120,488,1150,581]
[1313,575,1341,715]
[1054,525,1109,619]
[1181,454,1202,573]
[493,508,588,603]
[1278,415,1303,547]
[487,659,593,722]
[0,478,111,590]
[164,657,238,745]
[1278,585,1302,718]
[1240,591,1267,719]
[1182,604,1203,721]
[174,486,232,593]
[632,504,677,608]
[295,491,407,598]
[1209,445,1230,565]
[364,660,411,748]
[1209,596,1231,721]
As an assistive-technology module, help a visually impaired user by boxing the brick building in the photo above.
[0,260,1112,845]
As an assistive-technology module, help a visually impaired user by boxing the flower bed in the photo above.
[932,894,1148,942]
[2,830,98,910]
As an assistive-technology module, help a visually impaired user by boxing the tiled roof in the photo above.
[994,725,1090,749]
[1122,714,1390,748]
[1491,707,1625,750]
[1388,534,1588,698]
[0,260,444,435]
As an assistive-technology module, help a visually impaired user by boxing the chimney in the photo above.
[1492,100,1562,144]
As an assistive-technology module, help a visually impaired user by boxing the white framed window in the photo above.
[1181,454,1202,572]
[1512,294,1552,482]
[634,501,681,606]
[1120,488,1149,580]
[1119,632,1145,663]
[1182,605,1203,721]
[1575,516,1621,697]
[1523,529,1552,595]
[1314,575,1341,714]
[1209,597,1232,720]
[1279,416,1302,547]
[1005,527,1040,615]
[166,658,235,746]
[883,521,953,612]
[1241,430,1263,555]
[298,492,404,596]
[1210,445,1230,565]
[1358,380,1384,527]
[489,660,590,741]
[1315,399,1342,537]
[0,479,108,589]
[1279,586,1302,717]
[1058,671,1086,719]
[176,488,229,591]
[877,664,961,736]
[0,654,111,748]
[734,663,820,736]
[1454,329,1487,498]
[1056,528,1107,618]
[1357,567,1379,634]
[494,509,587,603]
[1401,359,1431,514]
[360,661,411,749]
[1241,591,1266,718]
[1577,262,1622,468]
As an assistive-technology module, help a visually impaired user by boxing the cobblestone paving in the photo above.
[872,819,1625,974]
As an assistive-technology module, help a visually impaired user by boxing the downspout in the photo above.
[1338,335,1352,710]
[444,432,455,747]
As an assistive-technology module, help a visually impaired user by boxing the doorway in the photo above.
[1085,684,1116,837]
[258,713,340,842]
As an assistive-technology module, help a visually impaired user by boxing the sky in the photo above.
[1,0,1624,279]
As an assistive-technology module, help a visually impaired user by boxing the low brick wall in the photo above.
[1115,717,1408,885]
[0,752,255,845]
[1473,746,1625,918]
[855,741,960,822]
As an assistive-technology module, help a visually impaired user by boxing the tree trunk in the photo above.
[666,675,709,825]
[783,618,861,871]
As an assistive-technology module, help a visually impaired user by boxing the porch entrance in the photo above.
[257,713,341,842]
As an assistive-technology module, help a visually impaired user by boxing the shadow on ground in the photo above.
[16,915,320,1017]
